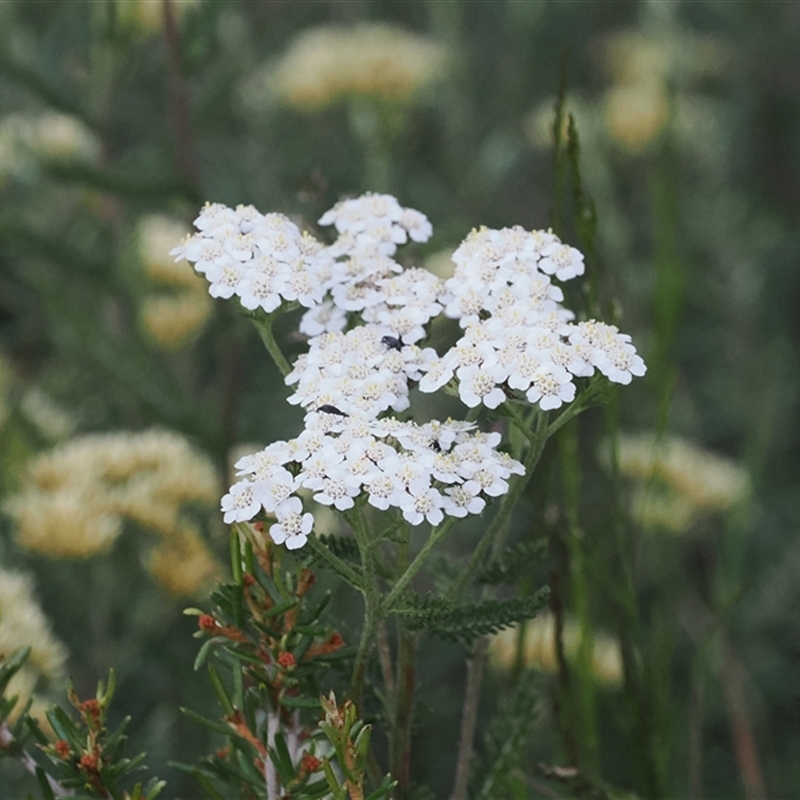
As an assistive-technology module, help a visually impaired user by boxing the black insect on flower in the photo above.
[430,439,442,453]
[381,335,405,351]
[317,404,349,417]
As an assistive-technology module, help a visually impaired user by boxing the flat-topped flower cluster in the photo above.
[173,192,646,549]
[222,414,523,549]
[170,193,441,344]
[419,226,646,410]
[286,327,438,419]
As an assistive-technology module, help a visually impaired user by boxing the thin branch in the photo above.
[719,638,767,800]
[162,0,200,189]
[384,517,457,611]
[391,627,418,797]
[376,620,395,700]
[305,536,364,591]
[449,411,549,601]
[449,638,487,800]
[247,310,293,378]
[0,723,74,797]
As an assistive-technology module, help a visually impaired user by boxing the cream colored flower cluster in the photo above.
[0,569,67,724]
[613,432,750,532]
[138,215,212,349]
[602,26,730,153]
[114,0,200,34]
[271,23,448,109]
[4,431,221,596]
[488,613,623,687]
[0,111,99,185]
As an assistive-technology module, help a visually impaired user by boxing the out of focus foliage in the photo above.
[1,1,799,797]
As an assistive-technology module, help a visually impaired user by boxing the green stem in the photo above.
[247,311,292,377]
[448,407,549,796]
[230,526,244,585]
[306,537,364,591]
[391,627,419,798]
[449,637,488,800]
[350,588,380,711]
[349,101,393,192]
[384,517,457,612]
[504,400,539,444]
[546,378,605,438]
[449,411,549,601]
[349,503,381,710]
[389,522,414,798]
[557,420,599,771]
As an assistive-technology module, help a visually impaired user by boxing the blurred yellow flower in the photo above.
[0,569,67,724]
[603,28,730,88]
[612,433,750,533]
[6,483,123,557]
[488,613,623,687]
[137,216,199,290]
[270,23,448,109]
[599,27,731,154]
[140,292,212,349]
[0,112,99,184]
[603,32,671,88]
[20,388,76,441]
[137,215,212,349]
[5,430,219,557]
[115,0,200,35]
[603,84,669,155]
[147,525,221,597]
[29,112,100,161]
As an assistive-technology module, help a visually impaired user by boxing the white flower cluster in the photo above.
[170,193,442,345]
[299,193,441,339]
[221,414,524,549]
[286,325,437,419]
[419,226,646,410]
[173,193,647,550]
[319,192,432,256]
[170,204,334,311]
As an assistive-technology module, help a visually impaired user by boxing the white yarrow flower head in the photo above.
[221,480,261,524]
[319,193,431,257]
[538,242,585,281]
[196,192,646,548]
[171,204,336,313]
[269,497,314,550]
[419,223,646,412]
[220,415,524,548]
[304,194,444,339]
[286,324,438,421]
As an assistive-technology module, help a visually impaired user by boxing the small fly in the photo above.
[381,335,405,351]
[317,404,349,417]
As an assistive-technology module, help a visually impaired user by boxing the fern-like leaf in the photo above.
[316,534,361,562]
[471,670,540,800]
[477,540,548,586]
[396,588,550,644]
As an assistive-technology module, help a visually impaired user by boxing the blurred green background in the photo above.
[1,1,799,797]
